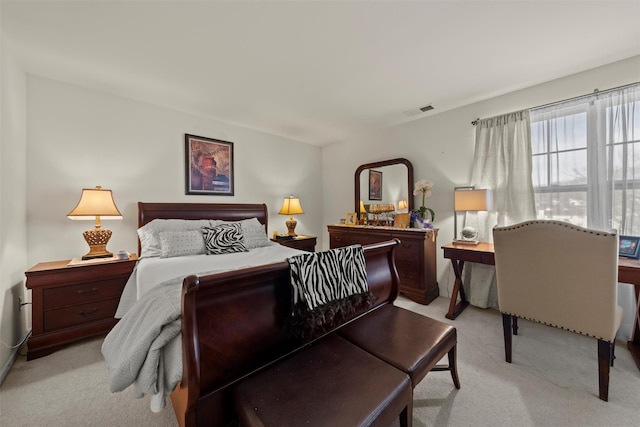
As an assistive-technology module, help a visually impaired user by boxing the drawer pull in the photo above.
[77,288,98,296]
[78,308,98,316]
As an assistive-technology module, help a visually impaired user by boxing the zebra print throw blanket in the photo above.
[287,245,374,339]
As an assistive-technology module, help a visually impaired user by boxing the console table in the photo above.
[442,242,640,372]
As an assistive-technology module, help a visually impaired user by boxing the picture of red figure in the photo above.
[185,134,234,195]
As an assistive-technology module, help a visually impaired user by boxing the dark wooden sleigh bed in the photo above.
[136,202,403,427]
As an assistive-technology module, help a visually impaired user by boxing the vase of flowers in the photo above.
[412,179,435,228]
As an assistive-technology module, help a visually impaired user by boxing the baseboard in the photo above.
[0,329,31,386]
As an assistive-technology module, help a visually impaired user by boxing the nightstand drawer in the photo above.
[43,278,126,309]
[44,298,120,332]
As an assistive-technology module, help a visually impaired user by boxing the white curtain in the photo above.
[464,110,536,308]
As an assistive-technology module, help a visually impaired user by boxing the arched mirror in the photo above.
[355,158,414,220]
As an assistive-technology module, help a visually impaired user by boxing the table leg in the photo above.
[626,284,640,371]
[446,259,470,320]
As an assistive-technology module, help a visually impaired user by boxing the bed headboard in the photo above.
[137,202,269,254]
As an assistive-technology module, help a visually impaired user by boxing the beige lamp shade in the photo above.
[67,186,122,260]
[279,196,304,236]
[453,188,492,244]
[454,189,493,212]
[397,200,408,210]
[360,200,367,213]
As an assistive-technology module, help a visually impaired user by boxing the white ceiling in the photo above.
[2,1,640,146]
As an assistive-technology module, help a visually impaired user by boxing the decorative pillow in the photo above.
[243,224,270,250]
[159,230,205,258]
[202,223,248,255]
[138,219,218,258]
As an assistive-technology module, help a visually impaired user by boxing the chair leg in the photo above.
[512,316,519,335]
[597,339,611,402]
[502,313,513,363]
[611,341,616,367]
[448,344,461,389]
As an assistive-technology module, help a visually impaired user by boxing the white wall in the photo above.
[322,55,640,302]
[26,76,323,266]
[0,36,28,380]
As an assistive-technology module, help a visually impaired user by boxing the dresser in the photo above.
[327,225,438,304]
[25,255,137,360]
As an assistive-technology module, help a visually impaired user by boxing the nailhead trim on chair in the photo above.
[493,220,616,238]
[501,311,611,342]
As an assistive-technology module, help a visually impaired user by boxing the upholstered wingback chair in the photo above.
[493,220,623,401]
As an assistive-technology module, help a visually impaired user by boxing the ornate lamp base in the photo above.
[285,218,298,236]
[81,228,114,260]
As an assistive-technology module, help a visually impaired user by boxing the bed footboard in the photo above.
[178,239,399,427]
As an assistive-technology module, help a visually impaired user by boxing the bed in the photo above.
[102,202,305,413]
[103,202,401,427]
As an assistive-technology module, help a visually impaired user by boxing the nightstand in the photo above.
[271,235,317,252]
[25,255,137,360]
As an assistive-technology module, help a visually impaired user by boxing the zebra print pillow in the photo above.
[202,223,248,255]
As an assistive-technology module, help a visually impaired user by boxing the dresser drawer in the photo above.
[396,239,422,255]
[43,278,126,309]
[43,298,120,332]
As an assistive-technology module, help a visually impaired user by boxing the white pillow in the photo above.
[138,219,219,258]
[159,230,205,258]
[243,224,270,250]
[202,223,248,255]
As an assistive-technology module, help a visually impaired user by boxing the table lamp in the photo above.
[397,200,408,212]
[279,196,304,236]
[67,186,123,259]
[453,187,492,245]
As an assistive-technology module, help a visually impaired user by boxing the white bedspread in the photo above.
[104,243,304,412]
[116,243,303,317]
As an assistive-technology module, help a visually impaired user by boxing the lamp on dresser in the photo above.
[67,186,123,259]
[279,196,304,236]
[453,187,492,245]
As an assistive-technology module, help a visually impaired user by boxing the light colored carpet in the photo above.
[1,296,639,426]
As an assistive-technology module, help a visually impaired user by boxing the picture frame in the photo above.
[393,213,410,229]
[619,235,640,259]
[369,170,382,200]
[185,134,234,196]
[345,212,357,226]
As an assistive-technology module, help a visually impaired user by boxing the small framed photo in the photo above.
[393,213,410,229]
[185,134,234,196]
[369,170,382,200]
[345,212,357,226]
[619,235,640,259]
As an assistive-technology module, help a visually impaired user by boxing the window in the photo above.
[531,85,640,234]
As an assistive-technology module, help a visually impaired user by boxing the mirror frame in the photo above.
[354,158,414,219]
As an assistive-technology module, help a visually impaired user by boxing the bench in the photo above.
[172,239,459,426]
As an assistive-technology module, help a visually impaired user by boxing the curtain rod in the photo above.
[471,81,640,126]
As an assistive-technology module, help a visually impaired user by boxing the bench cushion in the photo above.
[233,334,412,427]
[338,305,456,386]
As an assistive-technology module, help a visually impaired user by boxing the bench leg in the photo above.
[399,399,413,427]
[448,344,461,389]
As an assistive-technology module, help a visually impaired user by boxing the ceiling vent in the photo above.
[403,104,434,117]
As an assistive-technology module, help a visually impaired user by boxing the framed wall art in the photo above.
[369,170,382,200]
[619,235,640,259]
[185,134,234,196]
